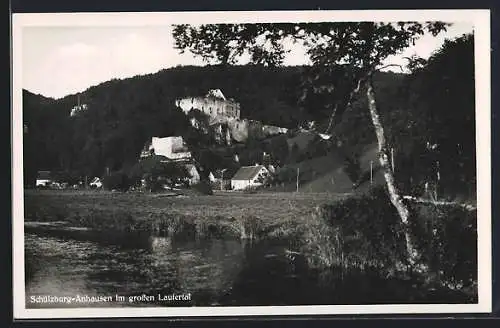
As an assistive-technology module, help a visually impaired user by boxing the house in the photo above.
[142,136,192,161]
[230,165,270,191]
[184,164,200,185]
[70,103,88,117]
[267,164,277,174]
[36,171,52,187]
[209,168,236,190]
[89,177,102,189]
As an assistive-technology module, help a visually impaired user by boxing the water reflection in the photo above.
[24,224,474,308]
[25,230,252,307]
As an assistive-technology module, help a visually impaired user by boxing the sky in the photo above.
[22,23,474,99]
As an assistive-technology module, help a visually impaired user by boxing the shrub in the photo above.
[242,185,259,194]
[343,155,362,183]
[102,171,131,191]
[410,202,477,288]
[239,215,265,240]
[306,186,477,288]
[52,170,81,185]
[315,187,407,272]
[191,181,213,195]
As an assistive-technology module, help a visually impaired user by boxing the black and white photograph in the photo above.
[12,9,491,319]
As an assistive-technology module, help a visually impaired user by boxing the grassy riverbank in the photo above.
[301,187,478,300]
[24,189,349,240]
[24,188,477,301]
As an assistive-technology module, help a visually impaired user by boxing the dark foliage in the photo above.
[409,202,477,287]
[319,186,477,288]
[191,181,214,195]
[102,171,131,191]
[397,34,476,201]
[130,156,190,191]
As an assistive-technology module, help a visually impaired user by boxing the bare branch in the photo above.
[324,77,364,134]
[324,104,338,134]
[353,78,363,93]
[377,64,405,72]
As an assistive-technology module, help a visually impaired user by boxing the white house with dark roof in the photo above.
[184,163,200,185]
[230,165,269,191]
[36,171,52,187]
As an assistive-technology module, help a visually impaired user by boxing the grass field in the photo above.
[23,188,477,299]
[24,189,351,240]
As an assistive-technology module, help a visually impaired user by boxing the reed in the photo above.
[301,186,477,294]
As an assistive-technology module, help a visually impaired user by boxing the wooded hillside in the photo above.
[22,34,475,200]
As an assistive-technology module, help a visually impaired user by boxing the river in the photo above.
[24,224,473,308]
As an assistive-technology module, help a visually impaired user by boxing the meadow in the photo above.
[24,188,477,300]
[24,189,350,240]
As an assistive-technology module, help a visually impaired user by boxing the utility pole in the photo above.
[296,167,300,192]
[436,160,440,200]
[221,168,227,191]
[391,147,395,173]
[370,160,373,185]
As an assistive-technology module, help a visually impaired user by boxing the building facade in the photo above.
[230,165,269,190]
[176,89,288,144]
[185,164,200,185]
[70,104,88,117]
[175,89,241,120]
[36,171,52,187]
[141,136,192,161]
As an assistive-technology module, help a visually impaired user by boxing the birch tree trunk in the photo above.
[365,78,422,269]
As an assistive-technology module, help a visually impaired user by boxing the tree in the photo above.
[163,161,190,189]
[173,22,449,269]
[405,34,475,200]
[134,155,169,191]
[132,155,190,191]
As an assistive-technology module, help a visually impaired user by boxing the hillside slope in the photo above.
[22,63,414,192]
[270,139,385,194]
[300,143,385,194]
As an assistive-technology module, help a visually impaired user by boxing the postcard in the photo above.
[11,9,491,319]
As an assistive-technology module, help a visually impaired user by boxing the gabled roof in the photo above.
[231,165,267,181]
[211,167,238,179]
[185,163,198,172]
[37,171,52,180]
[206,89,226,100]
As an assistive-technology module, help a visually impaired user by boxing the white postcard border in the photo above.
[11,9,492,319]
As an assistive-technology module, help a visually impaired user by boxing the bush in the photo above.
[191,181,213,195]
[52,170,81,186]
[243,185,259,194]
[410,202,477,288]
[308,186,477,288]
[102,171,131,191]
[316,187,407,271]
[343,155,362,183]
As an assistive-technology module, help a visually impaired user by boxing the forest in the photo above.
[22,33,475,202]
